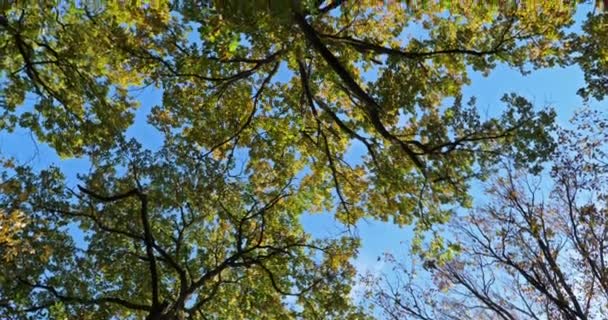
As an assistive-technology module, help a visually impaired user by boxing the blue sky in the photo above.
[0,2,603,307]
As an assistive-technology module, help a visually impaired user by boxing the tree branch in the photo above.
[78,185,161,309]
[294,11,425,171]
[19,280,151,312]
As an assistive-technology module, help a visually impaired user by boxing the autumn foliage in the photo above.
[0,1,606,319]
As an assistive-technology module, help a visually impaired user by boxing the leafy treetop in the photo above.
[0,1,603,319]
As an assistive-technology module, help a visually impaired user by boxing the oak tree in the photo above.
[0,1,599,319]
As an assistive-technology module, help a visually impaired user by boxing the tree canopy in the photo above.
[366,109,608,320]
[0,1,605,319]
